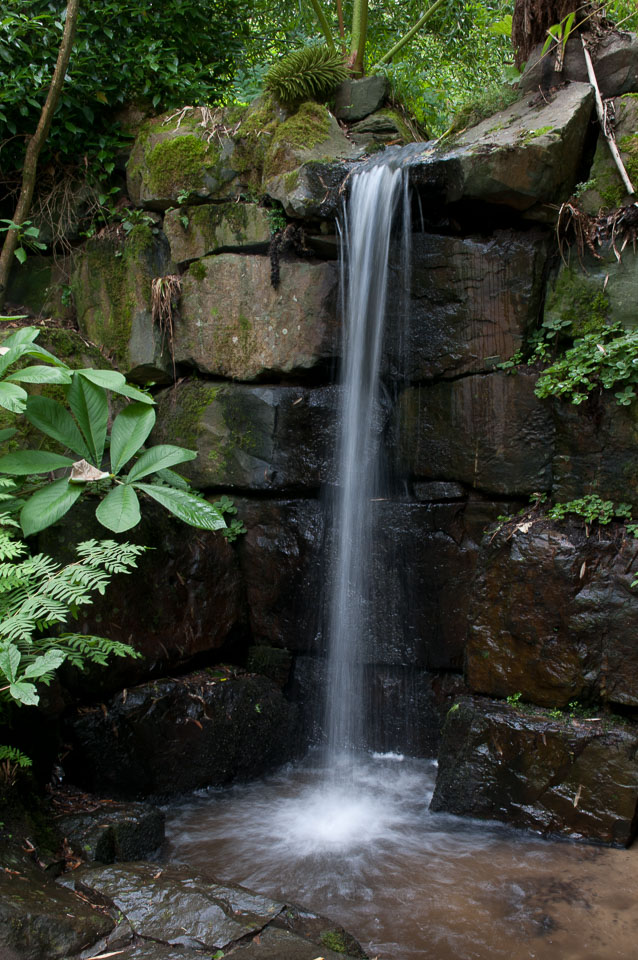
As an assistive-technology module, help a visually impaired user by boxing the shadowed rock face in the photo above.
[65,671,299,799]
[430,696,638,847]
[396,370,555,496]
[384,230,550,380]
[466,520,638,708]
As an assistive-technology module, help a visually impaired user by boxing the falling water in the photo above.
[325,157,410,757]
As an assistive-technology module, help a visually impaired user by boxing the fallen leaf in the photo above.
[70,459,110,482]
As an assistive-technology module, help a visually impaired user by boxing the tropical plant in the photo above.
[0,326,229,536]
[265,45,349,104]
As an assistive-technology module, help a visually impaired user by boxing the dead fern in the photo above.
[151,275,181,380]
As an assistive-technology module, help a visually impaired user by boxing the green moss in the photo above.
[544,267,610,337]
[375,108,414,143]
[283,170,300,193]
[188,260,207,282]
[263,102,331,181]
[519,124,554,144]
[146,134,209,198]
[320,930,348,954]
[162,381,220,451]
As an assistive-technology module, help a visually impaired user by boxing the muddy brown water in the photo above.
[164,753,638,960]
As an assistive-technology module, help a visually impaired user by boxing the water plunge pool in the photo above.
[164,752,638,960]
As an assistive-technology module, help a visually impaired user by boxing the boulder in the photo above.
[37,502,243,697]
[430,696,638,846]
[265,158,354,219]
[466,519,638,707]
[520,31,638,98]
[578,93,638,214]
[164,202,272,263]
[72,225,175,383]
[384,229,549,379]
[174,253,339,380]
[6,256,73,321]
[65,671,298,799]
[0,859,114,960]
[408,82,594,210]
[348,108,417,150]
[151,380,338,491]
[334,76,390,121]
[55,800,165,863]
[395,371,555,496]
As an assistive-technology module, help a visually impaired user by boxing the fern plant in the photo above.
[265,45,348,105]
[0,505,143,710]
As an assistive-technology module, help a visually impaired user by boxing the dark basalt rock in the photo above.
[65,671,299,799]
[384,230,549,380]
[520,31,638,98]
[430,696,638,846]
[55,800,165,863]
[466,519,638,708]
[38,502,244,699]
[396,371,555,496]
[59,862,367,959]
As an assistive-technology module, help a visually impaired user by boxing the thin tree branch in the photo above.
[582,36,635,198]
[372,0,447,70]
[308,0,335,51]
[0,0,81,308]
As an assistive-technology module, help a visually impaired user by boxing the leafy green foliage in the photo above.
[0,507,143,709]
[0,327,235,537]
[546,495,633,527]
[0,0,250,179]
[265,45,348,104]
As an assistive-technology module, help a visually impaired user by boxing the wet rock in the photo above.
[60,862,366,959]
[363,665,441,756]
[265,159,354,219]
[408,83,594,209]
[65,671,298,799]
[413,481,466,500]
[72,226,175,383]
[396,371,554,496]
[6,256,73,321]
[151,380,338,491]
[466,519,638,708]
[0,859,113,960]
[552,391,638,512]
[430,696,638,846]
[56,800,165,863]
[38,502,243,697]
[246,645,293,687]
[175,254,339,380]
[164,202,272,263]
[520,31,638,98]
[237,499,324,652]
[384,230,549,379]
[348,109,416,149]
[334,76,390,122]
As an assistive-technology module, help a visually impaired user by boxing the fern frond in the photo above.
[0,744,32,768]
[265,45,348,105]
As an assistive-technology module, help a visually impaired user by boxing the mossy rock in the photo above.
[6,255,74,321]
[348,107,417,149]
[544,244,638,334]
[72,225,175,382]
[579,93,638,214]
[164,201,272,263]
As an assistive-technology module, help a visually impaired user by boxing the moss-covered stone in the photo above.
[72,226,174,381]
[164,201,271,263]
[263,102,334,181]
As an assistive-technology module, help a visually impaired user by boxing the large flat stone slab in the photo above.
[395,371,554,496]
[466,519,638,707]
[175,253,339,380]
[152,380,338,491]
[408,82,594,210]
[431,696,638,846]
[164,202,272,262]
[384,230,549,379]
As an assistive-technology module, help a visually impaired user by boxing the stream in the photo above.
[164,752,638,960]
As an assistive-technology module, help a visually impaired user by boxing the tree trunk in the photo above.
[511,0,591,67]
[0,0,81,309]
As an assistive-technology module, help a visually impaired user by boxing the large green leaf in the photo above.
[0,645,20,682]
[7,365,73,385]
[67,374,108,465]
[134,482,227,530]
[9,681,39,705]
[22,649,66,679]
[1,326,40,349]
[114,383,155,405]
[95,484,141,533]
[126,444,196,483]
[26,395,91,460]
[0,428,16,443]
[76,368,126,390]
[20,477,83,536]
[0,450,75,475]
[0,381,28,413]
[0,343,34,379]
[110,403,156,474]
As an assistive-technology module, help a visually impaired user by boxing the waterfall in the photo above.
[324,158,410,759]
